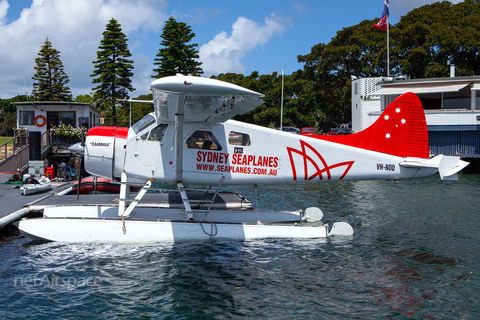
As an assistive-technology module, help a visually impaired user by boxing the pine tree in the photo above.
[91,18,134,126]
[31,38,73,101]
[152,17,203,78]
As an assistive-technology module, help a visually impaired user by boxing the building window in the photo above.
[185,131,222,150]
[228,131,251,146]
[443,89,471,109]
[19,111,35,125]
[47,111,76,128]
[60,111,75,126]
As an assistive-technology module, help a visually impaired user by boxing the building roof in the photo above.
[13,101,100,114]
[379,75,480,86]
[369,76,480,96]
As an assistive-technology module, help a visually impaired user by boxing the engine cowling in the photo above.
[84,126,128,180]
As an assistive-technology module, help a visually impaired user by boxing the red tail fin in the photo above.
[314,92,429,158]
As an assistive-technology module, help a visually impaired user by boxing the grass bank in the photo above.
[0,137,14,145]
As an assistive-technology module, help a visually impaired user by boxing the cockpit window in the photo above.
[228,131,251,146]
[132,114,155,134]
[185,131,222,151]
[148,124,168,142]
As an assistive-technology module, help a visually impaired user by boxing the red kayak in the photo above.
[70,176,141,194]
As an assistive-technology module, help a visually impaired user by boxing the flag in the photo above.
[372,0,389,30]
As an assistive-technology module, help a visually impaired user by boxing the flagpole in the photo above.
[387,2,390,77]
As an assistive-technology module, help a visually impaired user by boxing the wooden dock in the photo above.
[0,173,73,229]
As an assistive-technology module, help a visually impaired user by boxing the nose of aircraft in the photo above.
[83,126,129,180]
[68,142,85,155]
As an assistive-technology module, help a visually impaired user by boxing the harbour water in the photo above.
[1,175,479,319]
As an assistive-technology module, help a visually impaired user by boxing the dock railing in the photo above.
[41,130,52,156]
[0,130,29,173]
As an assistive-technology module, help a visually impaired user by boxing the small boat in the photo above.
[69,176,141,194]
[20,176,52,196]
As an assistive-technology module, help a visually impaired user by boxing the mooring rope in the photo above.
[120,216,126,234]
[198,221,217,237]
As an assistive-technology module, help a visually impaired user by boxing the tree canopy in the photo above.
[152,17,203,78]
[91,18,134,126]
[394,0,480,77]
[31,38,73,101]
[0,95,28,136]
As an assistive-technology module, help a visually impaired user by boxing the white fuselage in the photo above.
[84,114,435,186]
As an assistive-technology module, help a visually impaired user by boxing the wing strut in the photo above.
[175,95,186,183]
[118,170,153,218]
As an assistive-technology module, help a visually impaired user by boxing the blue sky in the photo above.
[0,0,464,99]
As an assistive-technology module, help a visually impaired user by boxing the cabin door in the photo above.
[125,124,168,179]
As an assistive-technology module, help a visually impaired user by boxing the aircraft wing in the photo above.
[151,74,264,123]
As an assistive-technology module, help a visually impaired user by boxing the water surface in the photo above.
[1,175,479,319]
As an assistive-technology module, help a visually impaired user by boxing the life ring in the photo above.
[34,115,46,127]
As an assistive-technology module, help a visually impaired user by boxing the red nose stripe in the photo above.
[87,126,129,139]
[115,127,129,139]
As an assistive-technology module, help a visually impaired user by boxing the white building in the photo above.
[15,101,101,135]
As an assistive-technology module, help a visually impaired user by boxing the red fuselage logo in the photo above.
[287,140,354,180]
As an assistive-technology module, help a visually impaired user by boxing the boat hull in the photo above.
[70,176,141,194]
[19,218,329,243]
[19,184,51,195]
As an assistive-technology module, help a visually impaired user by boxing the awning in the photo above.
[368,83,470,96]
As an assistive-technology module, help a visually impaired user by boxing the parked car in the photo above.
[299,127,317,136]
[278,127,300,134]
[330,123,352,135]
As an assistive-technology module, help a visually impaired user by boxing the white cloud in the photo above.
[199,14,292,75]
[0,0,168,99]
[0,1,294,99]
[0,0,9,25]
[391,0,464,17]
[131,52,155,97]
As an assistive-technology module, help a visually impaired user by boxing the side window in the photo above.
[185,131,222,151]
[148,124,168,142]
[229,131,251,146]
[132,114,155,134]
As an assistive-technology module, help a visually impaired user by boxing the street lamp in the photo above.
[280,68,284,130]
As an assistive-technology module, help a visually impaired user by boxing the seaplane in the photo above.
[18,74,468,243]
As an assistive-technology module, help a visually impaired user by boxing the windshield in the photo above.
[131,114,155,134]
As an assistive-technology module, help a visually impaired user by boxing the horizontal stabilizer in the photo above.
[400,155,469,180]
